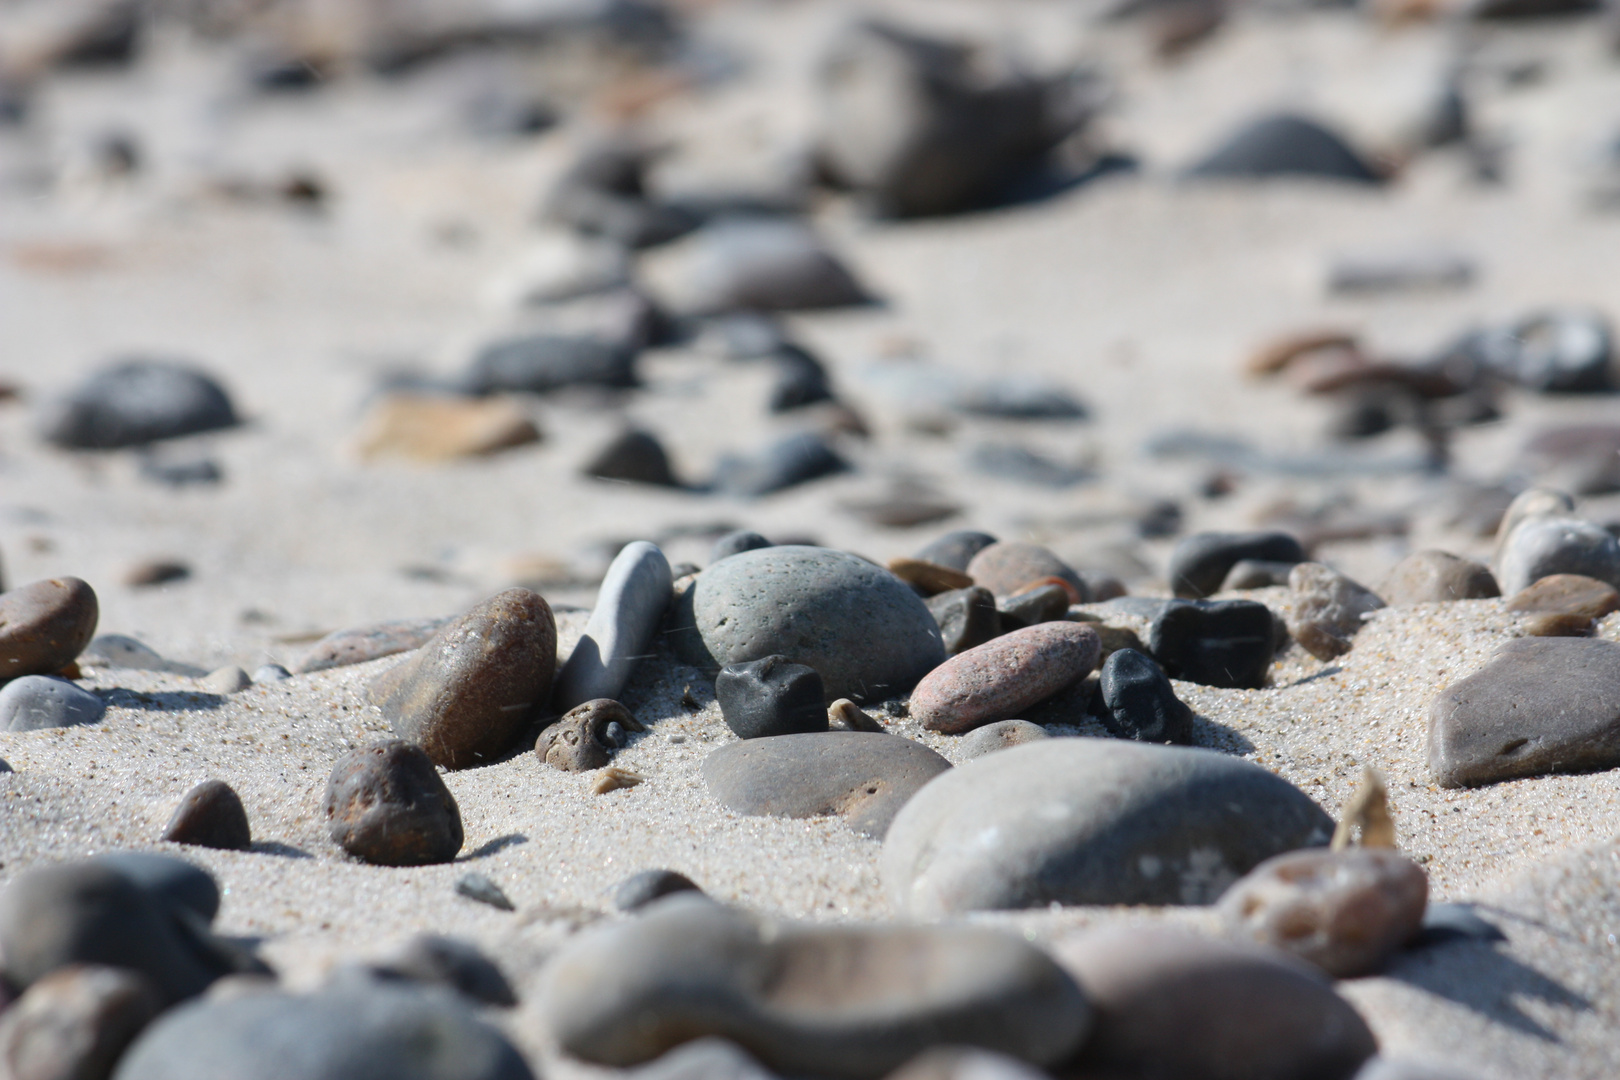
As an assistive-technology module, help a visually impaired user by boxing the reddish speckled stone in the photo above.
[910,623,1101,734]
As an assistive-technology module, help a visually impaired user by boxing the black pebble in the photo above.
[1167,531,1305,599]
[41,359,239,450]
[461,334,636,395]
[583,429,679,487]
[1186,113,1383,184]
[710,432,849,497]
[1149,599,1276,690]
[162,779,252,851]
[768,345,835,413]
[711,530,772,564]
[927,586,1000,655]
[914,530,998,572]
[997,584,1070,629]
[613,868,703,912]
[715,655,827,740]
[455,873,515,912]
[1098,649,1194,745]
[368,934,518,1007]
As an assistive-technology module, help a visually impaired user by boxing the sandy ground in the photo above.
[2,1,1620,1077]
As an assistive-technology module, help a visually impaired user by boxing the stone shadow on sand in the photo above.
[1189,713,1257,756]
[251,841,314,858]
[100,688,227,712]
[1381,939,1592,1041]
[1280,666,1344,689]
[460,834,529,860]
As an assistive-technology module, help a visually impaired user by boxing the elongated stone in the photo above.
[367,589,556,770]
[553,541,672,711]
[1168,532,1305,599]
[909,623,1100,734]
[296,617,451,674]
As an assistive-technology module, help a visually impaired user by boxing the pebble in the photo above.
[553,542,673,711]
[914,530,998,572]
[613,869,702,912]
[583,428,680,487]
[966,542,1086,600]
[1427,637,1620,787]
[324,740,464,865]
[909,623,1101,735]
[296,617,452,674]
[540,893,1089,1075]
[200,665,251,693]
[1505,573,1620,622]
[715,656,827,740]
[481,231,626,306]
[768,346,835,413]
[958,719,1049,760]
[1491,486,1573,558]
[816,21,1083,218]
[545,139,697,250]
[966,442,1092,488]
[672,546,944,703]
[1078,570,1127,602]
[39,359,239,449]
[954,376,1087,420]
[121,558,190,587]
[1167,531,1305,599]
[80,633,199,675]
[1093,623,1146,659]
[0,675,106,731]
[886,557,973,596]
[1218,848,1429,977]
[0,861,229,1003]
[678,219,869,314]
[251,663,291,684]
[591,766,644,794]
[1098,648,1194,744]
[0,577,99,681]
[926,586,1001,655]
[1375,550,1499,605]
[710,530,772,564]
[0,964,163,1080]
[1053,928,1377,1080]
[455,873,515,912]
[162,778,252,851]
[1149,599,1276,689]
[624,1038,779,1080]
[92,853,220,923]
[536,699,643,772]
[710,432,849,497]
[352,394,541,462]
[1326,250,1476,295]
[1186,112,1382,183]
[1454,309,1613,393]
[827,698,884,733]
[459,334,636,395]
[1285,563,1385,660]
[367,935,517,1008]
[113,983,535,1080]
[1494,513,1620,596]
[996,583,1070,628]
[1221,558,1299,590]
[883,740,1333,914]
[367,588,556,769]
[702,731,951,839]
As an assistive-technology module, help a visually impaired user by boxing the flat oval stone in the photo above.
[887,557,973,596]
[909,623,1100,735]
[1375,550,1499,605]
[1495,515,1620,596]
[1149,599,1276,689]
[1427,637,1620,787]
[702,731,951,839]
[1505,573,1620,620]
[915,531,998,573]
[113,984,535,1080]
[39,360,239,449]
[671,547,944,703]
[324,740,463,865]
[553,541,672,711]
[1053,927,1376,1080]
[366,588,556,770]
[0,675,106,731]
[540,894,1089,1077]
[1285,563,1384,661]
[1167,532,1305,599]
[162,779,252,851]
[966,543,1085,600]
[958,719,1048,760]
[0,578,98,682]
[81,634,200,675]
[0,964,162,1080]
[883,741,1333,916]
[296,617,452,674]
[1219,848,1428,977]
[710,433,848,497]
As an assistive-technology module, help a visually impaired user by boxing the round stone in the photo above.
[909,623,1101,735]
[0,964,162,1080]
[1186,113,1382,184]
[958,720,1049,761]
[883,741,1333,915]
[162,779,252,851]
[1375,550,1499,605]
[711,531,772,564]
[613,869,703,912]
[536,699,641,772]
[0,578,99,682]
[1284,563,1384,661]
[1495,515,1620,596]
[966,543,1085,600]
[324,740,463,866]
[671,547,944,703]
[1167,532,1306,600]
[0,675,106,731]
[914,531,998,573]
[39,359,239,449]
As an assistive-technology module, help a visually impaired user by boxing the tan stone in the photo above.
[354,394,540,462]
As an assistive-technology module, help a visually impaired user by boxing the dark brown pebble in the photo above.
[324,740,463,866]
[162,780,252,851]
